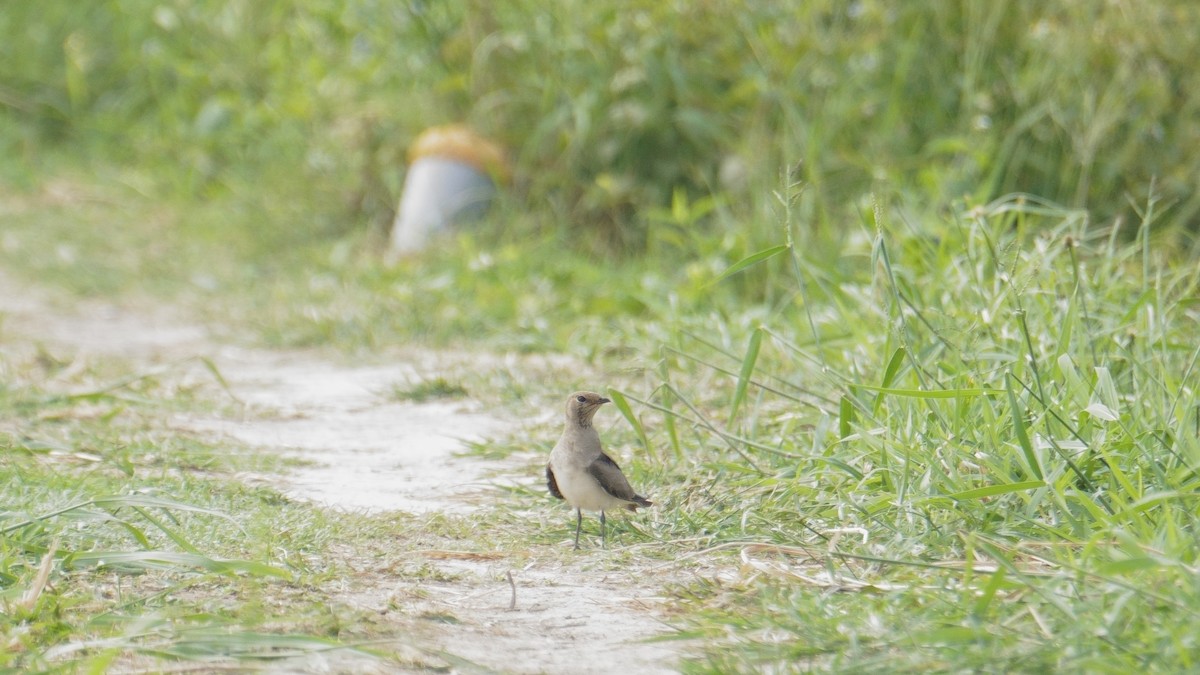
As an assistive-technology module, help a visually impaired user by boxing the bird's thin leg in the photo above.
[573,508,583,550]
[600,511,607,548]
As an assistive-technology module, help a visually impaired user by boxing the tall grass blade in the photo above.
[2,495,242,536]
[66,551,293,580]
[875,347,907,415]
[198,355,243,405]
[727,327,764,429]
[880,347,906,388]
[838,394,854,439]
[943,480,1045,502]
[130,507,203,555]
[709,244,789,286]
[1005,372,1043,480]
[149,630,356,659]
[608,388,652,459]
[656,359,683,460]
[972,566,1009,618]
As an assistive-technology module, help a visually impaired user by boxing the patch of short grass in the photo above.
[387,376,468,403]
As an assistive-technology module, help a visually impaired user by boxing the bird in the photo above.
[546,391,652,549]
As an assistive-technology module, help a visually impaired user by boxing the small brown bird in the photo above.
[546,391,652,549]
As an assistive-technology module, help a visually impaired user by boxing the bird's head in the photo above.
[565,391,610,427]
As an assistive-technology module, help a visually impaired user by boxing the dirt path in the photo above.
[0,272,686,674]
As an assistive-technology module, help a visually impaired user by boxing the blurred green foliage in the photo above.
[2,0,1198,246]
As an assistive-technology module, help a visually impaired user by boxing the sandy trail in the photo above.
[0,272,684,674]
[180,349,512,514]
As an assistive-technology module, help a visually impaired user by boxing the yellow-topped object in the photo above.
[407,124,509,184]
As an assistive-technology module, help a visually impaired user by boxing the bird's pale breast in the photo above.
[549,434,629,511]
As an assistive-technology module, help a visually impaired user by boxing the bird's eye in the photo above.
[576,395,586,403]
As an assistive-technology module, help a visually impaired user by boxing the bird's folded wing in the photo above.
[587,452,638,501]
[546,464,564,500]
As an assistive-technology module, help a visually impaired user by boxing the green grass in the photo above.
[4,0,1200,670]
[387,377,469,403]
[651,198,1200,671]
[4,175,1199,670]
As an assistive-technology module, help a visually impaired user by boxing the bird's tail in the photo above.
[626,495,653,510]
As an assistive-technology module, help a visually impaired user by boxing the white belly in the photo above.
[553,463,628,511]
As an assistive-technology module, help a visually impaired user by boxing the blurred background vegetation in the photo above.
[3,0,1198,254]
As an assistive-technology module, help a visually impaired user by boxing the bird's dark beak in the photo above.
[599,397,611,404]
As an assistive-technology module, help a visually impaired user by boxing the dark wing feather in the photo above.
[587,452,652,510]
[546,464,564,500]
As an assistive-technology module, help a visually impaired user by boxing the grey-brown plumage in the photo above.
[546,391,652,549]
